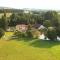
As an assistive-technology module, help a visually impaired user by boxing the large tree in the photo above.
[0,11,8,30]
[43,20,53,28]
[9,13,17,26]
[44,11,59,27]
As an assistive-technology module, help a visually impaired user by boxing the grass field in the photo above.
[0,32,60,60]
[0,13,12,18]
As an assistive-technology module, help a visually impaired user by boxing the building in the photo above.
[16,24,28,32]
[38,25,46,30]
[6,27,16,32]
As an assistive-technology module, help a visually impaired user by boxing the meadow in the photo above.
[0,32,60,60]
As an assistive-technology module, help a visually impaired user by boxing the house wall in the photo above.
[16,24,28,32]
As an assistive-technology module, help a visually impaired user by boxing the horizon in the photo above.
[0,0,60,10]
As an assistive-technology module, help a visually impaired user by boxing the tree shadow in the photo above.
[9,36,35,42]
[17,38,36,42]
[30,40,60,48]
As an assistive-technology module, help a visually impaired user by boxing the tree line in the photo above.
[0,10,60,30]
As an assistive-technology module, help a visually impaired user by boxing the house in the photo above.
[16,24,28,32]
[23,9,32,14]
[33,24,41,28]
[38,25,46,30]
[6,27,16,32]
[38,33,45,40]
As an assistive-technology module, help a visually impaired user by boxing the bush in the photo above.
[56,26,60,37]
[14,31,27,38]
[26,28,41,39]
[14,31,21,38]
[38,28,47,35]
[0,28,5,38]
[43,20,53,28]
[14,29,40,39]
[26,30,33,38]
[46,27,57,40]
[32,29,40,39]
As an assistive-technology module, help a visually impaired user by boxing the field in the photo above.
[0,13,12,18]
[0,32,60,60]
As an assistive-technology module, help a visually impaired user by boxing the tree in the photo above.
[0,28,5,38]
[9,13,17,26]
[56,25,60,37]
[43,20,53,28]
[36,15,44,24]
[46,27,57,40]
[44,11,59,27]
[0,11,8,30]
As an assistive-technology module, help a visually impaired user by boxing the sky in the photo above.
[0,0,60,10]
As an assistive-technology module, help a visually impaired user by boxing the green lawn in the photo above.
[0,32,60,60]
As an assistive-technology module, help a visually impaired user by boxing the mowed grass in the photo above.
[0,32,60,60]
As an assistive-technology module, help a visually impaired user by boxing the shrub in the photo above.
[14,31,27,38]
[32,29,40,39]
[38,28,47,34]
[14,31,21,38]
[43,20,53,28]
[26,30,33,38]
[0,28,5,38]
[56,26,60,37]
[46,27,57,40]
